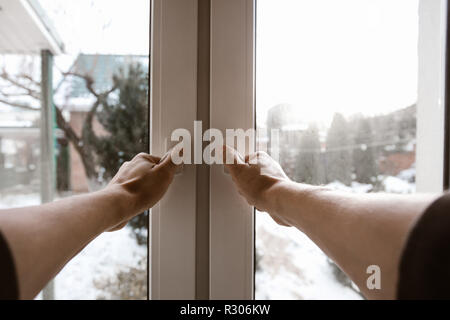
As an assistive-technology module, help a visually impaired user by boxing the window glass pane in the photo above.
[0,0,150,300]
[256,0,418,299]
[0,56,42,210]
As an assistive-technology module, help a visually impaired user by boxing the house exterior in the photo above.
[56,54,148,192]
[0,0,64,193]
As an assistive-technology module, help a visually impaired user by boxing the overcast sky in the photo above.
[37,0,418,128]
[39,0,150,55]
[257,0,419,127]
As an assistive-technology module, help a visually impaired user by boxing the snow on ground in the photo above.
[256,212,362,300]
[326,181,373,193]
[0,191,40,209]
[54,227,146,300]
[255,171,416,300]
[382,176,415,194]
[397,167,416,182]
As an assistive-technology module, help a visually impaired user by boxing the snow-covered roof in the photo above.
[54,54,148,111]
[0,0,64,55]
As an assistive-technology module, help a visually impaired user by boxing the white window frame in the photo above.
[149,0,447,300]
[416,0,447,193]
[209,0,255,300]
[150,0,199,299]
[150,0,255,300]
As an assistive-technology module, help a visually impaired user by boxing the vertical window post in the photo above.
[209,0,255,300]
[417,0,447,193]
[150,0,256,300]
[40,49,55,300]
[150,0,199,299]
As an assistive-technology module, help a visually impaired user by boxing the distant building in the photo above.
[56,54,148,192]
[0,111,40,190]
[265,103,417,184]
[0,0,64,192]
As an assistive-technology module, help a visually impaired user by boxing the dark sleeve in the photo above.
[397,193,450,299]
[0,231,19,300]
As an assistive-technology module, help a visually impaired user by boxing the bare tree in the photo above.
[0,57,117,190]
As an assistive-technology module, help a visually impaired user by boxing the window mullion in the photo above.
[209,0,256,300]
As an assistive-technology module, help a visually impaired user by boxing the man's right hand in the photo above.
[222,145,292,227]
[106,151,179,231]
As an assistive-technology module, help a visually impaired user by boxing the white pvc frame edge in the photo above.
[416,0,447,193]
[150,0,255,300]
[209,0,255,300]
[150,0,198,299]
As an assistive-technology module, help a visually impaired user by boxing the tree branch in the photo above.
[0,71,40,100]
[0,98,39,111]
[0,92,36,98]
[53,104,80,147]
[18,74,40,86]
[62,71,118,99]
[62,72,98,98]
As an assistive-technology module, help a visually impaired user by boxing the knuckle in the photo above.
[136,152,148,159]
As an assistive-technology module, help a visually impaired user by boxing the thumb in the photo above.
[156,149,179,173]
[222,145,245,165]
[223,145,247,174]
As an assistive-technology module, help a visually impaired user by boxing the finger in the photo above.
[223,145,246,166]
[248,151,270,165]
[156,149,179,173]
[223,145,248,177]
[135,153,161,164]
[246,152,260,165]
[146,155,161,164]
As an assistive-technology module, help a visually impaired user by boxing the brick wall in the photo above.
[69,111,108,192]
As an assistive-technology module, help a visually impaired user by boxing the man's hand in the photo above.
[106,151,178,230]
[223,145,292,227]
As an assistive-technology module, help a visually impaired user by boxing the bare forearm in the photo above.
[0,186,131,299]
[0,152,177,300]
[265,181,438,299]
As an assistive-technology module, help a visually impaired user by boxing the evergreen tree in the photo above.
[92,64,149,178]
[88,63,149,244]
[325,113,352,185]
[353,117,378,183]
[295,123,323,184]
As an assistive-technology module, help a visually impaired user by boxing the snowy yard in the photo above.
[256,212,362,300]
[255,168,415,300]
[53,227,146,300]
